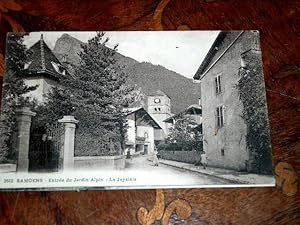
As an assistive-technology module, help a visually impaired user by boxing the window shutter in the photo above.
[216,106,225,128]
[220,106,224,127]
[215,77,218,94]
[218,75,222,93]
[216,107,219,128]
[215,75,222,95]
[217,107,219,127]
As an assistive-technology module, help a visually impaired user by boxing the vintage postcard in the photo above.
[0,31,275,190]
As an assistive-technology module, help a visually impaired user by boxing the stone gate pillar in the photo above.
[58,116,78,171]
[15,107,36,172]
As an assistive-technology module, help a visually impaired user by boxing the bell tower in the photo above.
[146,90,171,137]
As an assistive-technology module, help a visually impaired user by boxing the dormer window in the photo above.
[62,55,67,62]
[51,61,66,75]
[240,55,246,68]
[24,61,32,69]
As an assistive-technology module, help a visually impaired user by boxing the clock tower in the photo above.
[146,90,172,138]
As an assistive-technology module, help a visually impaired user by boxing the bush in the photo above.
[159,150,201,164]
[157,141,203,152]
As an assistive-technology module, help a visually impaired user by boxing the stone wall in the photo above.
[0,164,16,173]
[159,150,201,164]
[73,155,125,170]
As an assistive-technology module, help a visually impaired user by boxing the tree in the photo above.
[35,32,136,156]
[165,115,203,151]
[0,33,37,162]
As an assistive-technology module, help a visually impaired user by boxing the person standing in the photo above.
[200,151,208,169]
[153,146,159,166]
[126,149,132,160]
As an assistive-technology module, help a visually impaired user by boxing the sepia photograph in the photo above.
[0,31,275,190]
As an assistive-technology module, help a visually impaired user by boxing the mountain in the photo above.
[123,62,200,113]
[53,33,84,65]
[53,33,137,69]
[52,34,200,113]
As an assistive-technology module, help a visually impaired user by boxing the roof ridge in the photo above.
[25,34,70,80]
[40,34,46,70]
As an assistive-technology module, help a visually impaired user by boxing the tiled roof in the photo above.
[124,107,162,129]
[164,104,202,123]
[148,90,171,99]
[25,34,68,80]
[193,31,244,80]
[193,32,226,80]
[124,107,143,114]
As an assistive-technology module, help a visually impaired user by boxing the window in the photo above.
[221,148,225,156]
[158,107,161,111]
[241,56,245,68]
[215,75,222,95]
[216,106,224,128]
[62,55,67,62]
[24,61,31,69]
[51,61,66,75]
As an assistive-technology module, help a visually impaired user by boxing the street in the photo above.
[124,155,230,186]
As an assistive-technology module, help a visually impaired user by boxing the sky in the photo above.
[23,31,219,79]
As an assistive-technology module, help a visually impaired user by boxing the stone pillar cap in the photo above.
[58,115,79,124]
[15,107,36,117]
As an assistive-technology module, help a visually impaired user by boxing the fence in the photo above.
[28,122,63,172]
[13,110,125,172]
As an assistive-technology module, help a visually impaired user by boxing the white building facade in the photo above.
[125,107,162,156]
[193,31,266,172]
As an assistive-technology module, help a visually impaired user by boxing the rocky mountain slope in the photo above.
[53,33,200,113]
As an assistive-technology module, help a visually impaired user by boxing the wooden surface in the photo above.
[0,0,299,224]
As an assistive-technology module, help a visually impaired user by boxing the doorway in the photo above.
[144,145,148,154]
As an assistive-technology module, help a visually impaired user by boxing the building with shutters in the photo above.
[193,31,272,173]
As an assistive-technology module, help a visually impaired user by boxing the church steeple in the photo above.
[146,90,171,137]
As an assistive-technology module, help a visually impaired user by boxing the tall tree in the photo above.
[36,32,136,156]
[0,33,37,162]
